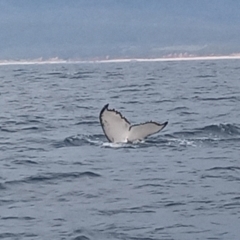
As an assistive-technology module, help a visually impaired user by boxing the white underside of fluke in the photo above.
[99,104,168,143]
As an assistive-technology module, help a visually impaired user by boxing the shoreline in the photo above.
[1,55,240,66]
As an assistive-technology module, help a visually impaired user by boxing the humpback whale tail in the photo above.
[99,104,168,143]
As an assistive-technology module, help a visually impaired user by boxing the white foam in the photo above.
[102,142,127,148]
[167,138,197,147]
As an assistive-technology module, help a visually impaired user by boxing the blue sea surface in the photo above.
[0,59,240,240]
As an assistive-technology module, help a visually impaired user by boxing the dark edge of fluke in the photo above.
[129,121,168,132]
[163,121,168,128]
[99,103,111,142]
[100,104,131,125]
[100,103,109,117]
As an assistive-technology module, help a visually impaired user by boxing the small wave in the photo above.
[0,233,19,239]
[61,134,104,147]
[206,166,240,172]
[194,96,238,101]
[70,74,93,79]
[168,107,198,116]
[168,106,189,111]
[221,202,240,210]
[120,88,142,93]
[153,99,174,103]
[1,216,35,220]
[75,121,99,126]
[12,159,38,165]
[73,235,90,240]
[180,111,198,116]
[174,123,240,138]
[196,74,216,78]
[45,72,62,76]
[0,127,18,133]
[134,183,165,189]
[164,202,186,207]
[99,206,155,216]
[66,70,95,79]
[201,174,240,182]
[21,126,39,130]
[105,72,124,78]
[122,100,141,104]
[19,119,42,124]
[13,68,25,72]
[5,171,101,185]
[163,123,240,148]
[195,123,240,136]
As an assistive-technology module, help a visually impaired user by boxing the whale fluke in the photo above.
[99,104,168,143]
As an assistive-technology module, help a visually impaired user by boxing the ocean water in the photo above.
[0,59,240,240]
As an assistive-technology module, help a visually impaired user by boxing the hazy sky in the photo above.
[1,0,240,59]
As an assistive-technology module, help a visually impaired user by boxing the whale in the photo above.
[99,104,168,143]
